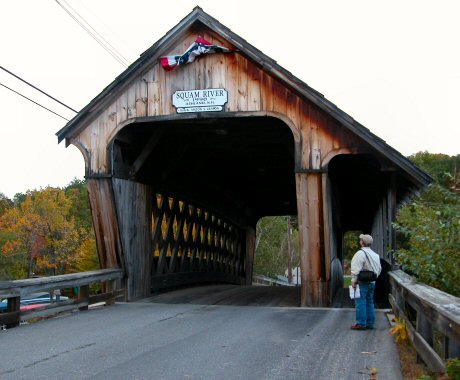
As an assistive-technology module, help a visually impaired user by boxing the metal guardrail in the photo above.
[389,270,460,373]
[0,268,124,329]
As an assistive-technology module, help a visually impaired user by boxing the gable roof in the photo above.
[56,6,432,188]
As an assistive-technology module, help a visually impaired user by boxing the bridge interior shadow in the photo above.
[140,284,385,309]
[140,284,302,307]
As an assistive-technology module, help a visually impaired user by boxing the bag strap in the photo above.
[360,249,376,273]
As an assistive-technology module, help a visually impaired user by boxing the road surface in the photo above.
[0,289,401,380]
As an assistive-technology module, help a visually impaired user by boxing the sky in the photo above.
[1,0,459,199]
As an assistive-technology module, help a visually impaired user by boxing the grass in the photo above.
[343,276,352,288]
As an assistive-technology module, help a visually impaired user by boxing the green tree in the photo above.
[394,184,460,296]
[64,178,93,231]
[254,216,299,279]
[0,193,13,216]
[394,151,460,297]
[409,151,459,193]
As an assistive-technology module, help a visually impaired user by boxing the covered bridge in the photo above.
[56,7,431,307]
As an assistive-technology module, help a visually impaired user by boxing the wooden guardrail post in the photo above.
[446,337,460,359]
[416,313,433,364]
[78,285,90,311]
[6,296,20,328]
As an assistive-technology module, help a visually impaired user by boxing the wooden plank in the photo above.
[89,289,124,304]
[236,55,248,111]
[296,173,308,306]
[299,101,311,169]
[245,227,255,285]
[247,63,261,111]
[126,83,137,119]
[225,53,238,111]
[261,72,274,111]
[209,52,226,89]
[272,78,287,115]
[79,284,89,311]
[0,310,20,326]
[147,66,161,116]
[6,296,20,327]
[322,173,331,282]
[309,107,321,170]
[86,179,123,269]
[113,179,153,299]
[135,77,148,117]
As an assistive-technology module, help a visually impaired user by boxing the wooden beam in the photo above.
[296,172,327,307]
[130,129,163,177]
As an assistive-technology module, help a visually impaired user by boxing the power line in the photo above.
[0,82,69,121]
[62,0,130,65]
[55,0,129,68]
[0,66,78,113]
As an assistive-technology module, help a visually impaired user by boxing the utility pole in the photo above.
[287,215,293,284]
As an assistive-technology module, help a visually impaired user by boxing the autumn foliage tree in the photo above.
[0,181,98,280]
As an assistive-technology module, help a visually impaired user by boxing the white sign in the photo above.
[172,88,227,113]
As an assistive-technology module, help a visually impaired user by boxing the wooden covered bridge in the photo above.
[56,7,431,307]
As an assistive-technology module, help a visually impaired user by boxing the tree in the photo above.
[393,183,460,296]
[0,193,13,216]
[409,151,459,193]
[394,152,460,297]
[0,187,90,278]
[64,178,93,231]
[254,216,299,278]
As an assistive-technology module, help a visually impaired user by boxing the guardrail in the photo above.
[252,274,297,286]
[389,270,460,373]
[0,268,124,329]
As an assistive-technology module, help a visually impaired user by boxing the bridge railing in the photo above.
[389,270,460,373]
[0,268,124,329]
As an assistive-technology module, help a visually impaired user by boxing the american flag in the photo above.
[160,37,231,71]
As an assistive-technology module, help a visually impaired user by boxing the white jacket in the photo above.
[351,247,382,283]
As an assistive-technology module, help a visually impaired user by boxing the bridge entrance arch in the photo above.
[56,7,431,306]
[108,113,298,298]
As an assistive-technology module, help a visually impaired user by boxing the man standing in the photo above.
[350,234,382,330]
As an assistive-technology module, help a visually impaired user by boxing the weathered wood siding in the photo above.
[86,178,122,269]
[70,32,369,177]
[113,178,153,299]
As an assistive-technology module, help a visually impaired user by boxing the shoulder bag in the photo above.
[357,250,378,282]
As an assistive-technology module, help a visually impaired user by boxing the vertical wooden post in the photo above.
[387,172,397,266]
[112,178,152,300]
[6,296,20,328]
[287,216,293,284]
[79,285,90,311]
[416,312,433,363]
[445,336,460,359]
[245,226,255,285]
[296,172,326,307]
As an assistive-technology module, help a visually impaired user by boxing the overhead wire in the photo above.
[54,0,129,68]
[0,82,69,121]
[62,0,130,65]
[0,66,78,113]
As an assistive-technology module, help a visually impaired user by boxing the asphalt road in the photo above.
[0,301,401,380]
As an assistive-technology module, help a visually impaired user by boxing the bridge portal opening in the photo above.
[110,115,298,294]
[253,215,300,287]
